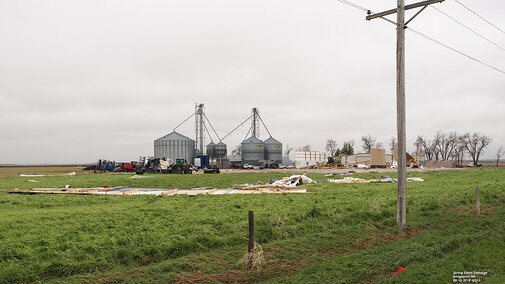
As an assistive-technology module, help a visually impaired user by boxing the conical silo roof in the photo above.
[264,137,281,144]
[156,131,193,141]
[242,136,263,144]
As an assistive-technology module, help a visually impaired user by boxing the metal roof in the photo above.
[264,137,281,144]
[156,131,194,141]
[242,136,263,144]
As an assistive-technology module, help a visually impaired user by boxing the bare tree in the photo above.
[496,146,505,167]
[459,133,492,166]
[415,135,437,160]
[376,142,384,149]
[231,145,241,157]
[433,130,459,160]
[296,145,312,151]
[390,137,398,152]
[325,139,338,157]
[453,142,466,167]
[414,136,425,159]
[284,144,294,158]
[361,135,376,153]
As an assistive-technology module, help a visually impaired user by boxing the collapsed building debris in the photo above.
[8,186,307,197]
[9,175,315,197]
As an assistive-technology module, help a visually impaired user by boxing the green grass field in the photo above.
[0,168,504,283]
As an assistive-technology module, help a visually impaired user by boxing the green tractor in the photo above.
[169,159,193,174]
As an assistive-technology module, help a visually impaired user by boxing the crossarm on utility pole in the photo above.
[366,0,444,21]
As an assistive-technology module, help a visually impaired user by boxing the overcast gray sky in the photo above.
[1,0,504,164]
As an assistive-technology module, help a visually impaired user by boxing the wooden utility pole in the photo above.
[366,0,444,233]
[247,210,255,270]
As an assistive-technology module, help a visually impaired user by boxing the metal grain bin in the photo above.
[215,142,227,158]
[206,142,216,159]
[264,137,282,163]
[154,131,195,163]
[241,136,264,166]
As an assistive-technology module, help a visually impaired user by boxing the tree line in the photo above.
[414,131,492,166]
[318,131,500,166]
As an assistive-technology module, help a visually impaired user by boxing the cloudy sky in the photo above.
[1,0,504,164]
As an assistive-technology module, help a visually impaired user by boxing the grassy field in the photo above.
[0,166,86,178]
[0,168,504,283]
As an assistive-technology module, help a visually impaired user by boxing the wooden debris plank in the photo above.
[122,189,140,195]
[190,187,213,190]
[157,189,178,197]
[8,190,32,194]
[206,188,217,194]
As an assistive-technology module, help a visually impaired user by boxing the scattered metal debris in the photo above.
[328,177,424,184]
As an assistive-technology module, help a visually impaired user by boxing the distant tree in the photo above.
[376,142,384,149]
[341,140,354,155]
[459,133,492,166]
[433,130,459,160]
[415,135,437,160]
[325,139,338,157]
[284,144,294,157]
[390,137,398,152]
[296,145,312,151]
[231,145,241,157]
[496,146,505,167]
[453,142,466,167]
[361,134,376,153]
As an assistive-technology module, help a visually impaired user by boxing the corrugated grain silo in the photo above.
[215,142,227,158]
[241,136,264,166]
[206,142,216,159]
[154,131,195,163]
[264,137,282,163]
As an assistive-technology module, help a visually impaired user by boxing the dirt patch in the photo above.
[175,267,245,284]
[351,227,425,250]
[450,204,495,216]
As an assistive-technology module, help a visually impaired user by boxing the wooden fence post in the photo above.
[247,210,255,270]
[476,186,480,216]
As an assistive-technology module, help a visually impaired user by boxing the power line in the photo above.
[333,0,505,76]
[431,6,505,51]
[334,0,368,12]
[408,27,505,75]
[454,0,505,35]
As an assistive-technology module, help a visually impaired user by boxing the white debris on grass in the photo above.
[271,175,314,188]
[329,177,424,184]
[329,177,371,184]
[130,175,153,179]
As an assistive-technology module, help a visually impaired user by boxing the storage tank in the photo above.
[206,142,216,159]
[264,137,282,163]
[241,136,264,166]
[154,131,195,163]
[215,142,227,158]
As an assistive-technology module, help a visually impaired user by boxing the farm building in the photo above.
[295,151,326,168]
[339,149,393,168]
